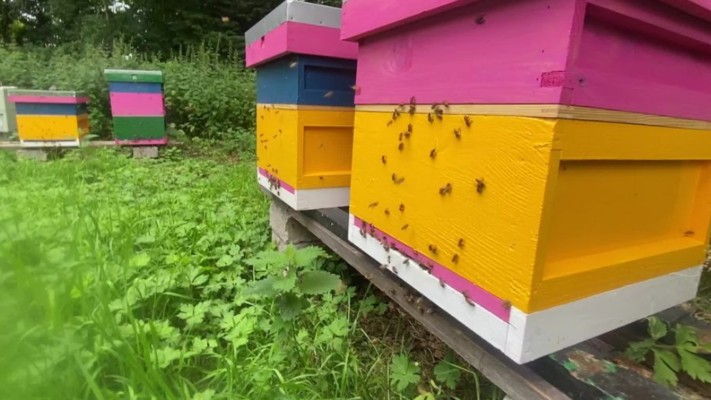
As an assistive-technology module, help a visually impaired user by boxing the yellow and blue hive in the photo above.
[9,89,89,147]
[246,0,358,210]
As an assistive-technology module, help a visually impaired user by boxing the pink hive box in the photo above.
[341,0,711,123]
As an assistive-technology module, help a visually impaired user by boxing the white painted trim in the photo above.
[258,171,299,210]
[505,265,702,364]
[348,215,510,350]
[258,171,350,210]
[347,213,703,365]
[296,186,350,210]
[20,139,81,148]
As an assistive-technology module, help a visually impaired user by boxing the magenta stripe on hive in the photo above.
[110,93,165,117]
[10,96,89,105]
[246,22,358,68]
[353,215,511,322]
[258,167,296,194]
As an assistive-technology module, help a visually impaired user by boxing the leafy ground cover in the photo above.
[0,149,502,400]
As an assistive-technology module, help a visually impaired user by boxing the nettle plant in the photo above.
[245,245,343,321]
[626,317,711,387]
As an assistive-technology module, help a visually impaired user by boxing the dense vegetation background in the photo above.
[0,0,340,153]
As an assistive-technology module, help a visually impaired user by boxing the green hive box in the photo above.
[105,69,167,145]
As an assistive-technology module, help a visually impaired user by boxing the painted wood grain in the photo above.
[355,104,711,131]
[110,93,165,117]
[10,95,89,105]
[347,0,711,121]
[340,0,484,40]
[256,55,357,107]
[246,22,358,68]
[15,103,88,116]
[108,82,163,94]
[352,0,575,106]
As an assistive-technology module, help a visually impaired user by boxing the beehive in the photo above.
[105,69,167,145]
[246,0,358,210]
[342,0,711,363]
[9,90,89,147]
[0,87,18,134]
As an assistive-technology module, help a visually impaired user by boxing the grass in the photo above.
[0,149,502,400]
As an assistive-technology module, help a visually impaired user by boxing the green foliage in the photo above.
[0,43,256,153]
[625,317,711,388]
[0,150,503,400]
[434,353,463,390]
[390,354,421,392]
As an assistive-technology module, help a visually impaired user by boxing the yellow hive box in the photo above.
[348,108,711,363]
[257,105,355,210]
[10,89,90,148]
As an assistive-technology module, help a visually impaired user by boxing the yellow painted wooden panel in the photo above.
[257,106,354,190]
[351,110,711,313]
[534,240,707,311]
[544,160,705,270]
[350,112,557,311]
[297,109,354,189]
[17,115,88,141]
[555,119,711,160]
[256,106,299,188]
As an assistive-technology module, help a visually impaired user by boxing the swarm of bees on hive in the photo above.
[358,96,505,308]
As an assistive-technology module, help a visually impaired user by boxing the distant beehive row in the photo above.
[0,69,167,147]
[252,0,711,364]
[246,0,358,210]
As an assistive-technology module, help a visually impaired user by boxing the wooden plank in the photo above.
[0,140,181,150]
[354,104,711,131]
[287,206,571,400]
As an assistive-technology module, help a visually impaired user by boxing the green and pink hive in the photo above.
[104,69,167,145]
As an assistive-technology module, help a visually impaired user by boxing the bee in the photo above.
[399,132,404,141]
[458,239,465,249]
[431,103,440,110]
[502,300,512,310]
[351,85,360,92]
[476,178,486,194]
[392,173,398,182]
[319,176,324,180]
[425,308,434,315]
[408,123,413,133]
[387,255,391,263]
[387,120,394,127]
[452,254,459,264]
[454,128,462,139]
[289,61,298,68]
[259,133,264,137]
[369,202,379,208]
[403,259,410,265]
[685,230,695,236]
[393,108,401,120]
[464,292,476,307]
[394,176,405,185]
[401,224,409,230]
[392,266,399,275]
[442,101,450,109]
[398,143,405,151]
[379,264,388,271]
[428,244,438,254]
[384,208,390,216]
[273,135,277,139]
[428,113,435,123]
[382,155,387,164]
[439,183,453,195]
[399,204,405,212]
[404,132,411,139]
[439,279,446,288]
[435,108,444,120]
[359,227,367,238]
[430,149,437,159]
[476,15,486,25]
[409,96,417,106]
